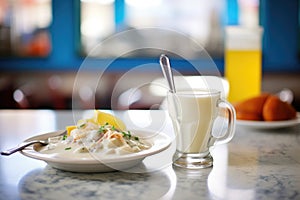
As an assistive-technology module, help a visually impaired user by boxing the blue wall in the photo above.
[0,0,299,73]
[261,0,299,71]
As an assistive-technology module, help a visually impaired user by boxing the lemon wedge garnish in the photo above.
[92,110,126,130]
[66,125,76,136]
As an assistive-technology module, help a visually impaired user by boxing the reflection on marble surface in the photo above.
[173,166,212,199]
[209,144,257,200]
[19,165,176,200]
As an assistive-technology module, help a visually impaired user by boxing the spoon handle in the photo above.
[160,54,176,93]
[1,140,47,156]
[1,130,65,156]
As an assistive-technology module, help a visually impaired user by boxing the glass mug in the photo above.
[167,89,236,169]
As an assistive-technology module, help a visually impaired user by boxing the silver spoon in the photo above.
[1,140,49,156]
[1,131,66,156]
[159,54,176,93]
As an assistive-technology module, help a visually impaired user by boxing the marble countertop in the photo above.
[0,110,300,200]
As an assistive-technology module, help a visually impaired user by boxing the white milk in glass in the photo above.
[169,90,219,154]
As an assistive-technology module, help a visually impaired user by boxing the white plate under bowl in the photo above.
[21,129,171,172]
[236,113,300,129]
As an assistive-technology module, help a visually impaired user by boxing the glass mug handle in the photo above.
[214,99,236,145]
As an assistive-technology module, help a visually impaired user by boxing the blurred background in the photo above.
[0,0,299,110]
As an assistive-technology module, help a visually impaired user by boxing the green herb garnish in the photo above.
[122,131,132,139]
[62,134,67,140]
[65,147,72,150]
[78,123,86,129]
[122,131,139,141]
[98,126,104,134]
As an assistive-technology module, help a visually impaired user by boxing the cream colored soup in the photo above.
[39,123,151,158]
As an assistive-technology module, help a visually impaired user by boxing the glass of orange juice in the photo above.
[225,26,263,103]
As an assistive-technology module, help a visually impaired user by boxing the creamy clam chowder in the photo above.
[39,122,151,157]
